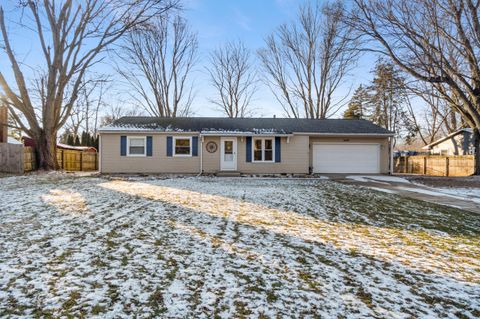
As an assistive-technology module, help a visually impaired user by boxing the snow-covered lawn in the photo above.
[0,174,479,318]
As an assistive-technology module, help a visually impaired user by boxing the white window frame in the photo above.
[173,136,193,157]
[252,137,275,163]
[127,136,147,157]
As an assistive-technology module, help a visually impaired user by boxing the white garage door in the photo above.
[312,143,380,173]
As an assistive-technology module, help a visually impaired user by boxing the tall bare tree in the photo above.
[100,104,144,127]
[258,0,360,118]
[405,82,461,145]
[207,41,257,118]
[66,76,111,137]
[0,0,177,169]
[350,0,480,172]
[117,14,197,117]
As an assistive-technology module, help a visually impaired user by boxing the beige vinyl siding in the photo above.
[237,135,309,174]
[100,133,199,174]
[201,136,221,173]
[308,136,390,173]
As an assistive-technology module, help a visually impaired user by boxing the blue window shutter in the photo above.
[166,136,173,157]
[146,136,153,156]
[192,136,198,156]
[275,137,281,163]
[120,136,127,156]
[246,137,252,162]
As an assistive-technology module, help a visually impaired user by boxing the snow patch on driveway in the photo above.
[346,175,411,184]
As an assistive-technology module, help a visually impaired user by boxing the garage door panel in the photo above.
[312,144,380,173]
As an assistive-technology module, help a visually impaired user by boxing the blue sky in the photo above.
[183,0,374,117]
[0,0,376,118]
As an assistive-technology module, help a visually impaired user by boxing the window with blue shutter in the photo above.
[120,136,127,156]
[146,136,153,156]
[246,137,252,162]
[192,136,198,156]
[275,137,281,163]
[166,136,173,157]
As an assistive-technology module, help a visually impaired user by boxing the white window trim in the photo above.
[127,136,147,157]
[173,136,193,157]
[252,137,275,163]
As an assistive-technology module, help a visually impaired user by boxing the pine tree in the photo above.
[343,85,370,119]
[368,61,407,131]
[67,134,75,146]
[74,135,81,146]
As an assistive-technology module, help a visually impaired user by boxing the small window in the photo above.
[254,139,262,161]
[174,137,192,156]
[128,137,146,156]
[252,138,274,162]
[264,139,273,161]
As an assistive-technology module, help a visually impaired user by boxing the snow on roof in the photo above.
[99,117,394,135]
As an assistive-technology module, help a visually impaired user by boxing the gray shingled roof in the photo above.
[100,117,394,135]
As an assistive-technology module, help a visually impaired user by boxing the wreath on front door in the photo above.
[206,141,218,153]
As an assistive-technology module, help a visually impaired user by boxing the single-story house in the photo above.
[98,117,394,175]
[422,128,473,156]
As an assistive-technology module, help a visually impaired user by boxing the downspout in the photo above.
[98,133,102,173]
[389,136,394,175]
[197,135,203,176]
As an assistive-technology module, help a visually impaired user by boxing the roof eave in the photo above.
[292,132,395,137]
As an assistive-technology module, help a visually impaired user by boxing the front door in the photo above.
[220,137,237,171]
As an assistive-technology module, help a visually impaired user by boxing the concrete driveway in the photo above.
[328,174,480,214]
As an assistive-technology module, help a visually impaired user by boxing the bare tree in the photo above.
[350,0,480,172]
[207,41,257,118]
[66,76,111,137]
[0,0,177,169]
[117,14,197,117]
[100,104,144,127]
[405,82,461,145]
[258,0,360,118]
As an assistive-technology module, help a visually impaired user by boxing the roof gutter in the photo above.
[199,132,292,137]
[293,132,395,137]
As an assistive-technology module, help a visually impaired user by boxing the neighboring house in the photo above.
[98,117,394,175]
[422,128,473,156]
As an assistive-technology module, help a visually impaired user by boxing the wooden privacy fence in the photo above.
[24,147,98,172]
[394,155,474,176]
[0,143,24,174]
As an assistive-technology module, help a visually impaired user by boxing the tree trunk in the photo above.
[35,130,59,170]
[473,127,480,175]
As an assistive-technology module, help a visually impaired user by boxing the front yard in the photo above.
[0,174,479,318]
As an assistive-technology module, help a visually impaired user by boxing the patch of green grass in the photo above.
[356,286,373,308]
[233,300,253,318]
[266,290,277,303]
[165,258,178,281]
[91,304,106,315]
[148,287,166,315]
[62,291,81,311]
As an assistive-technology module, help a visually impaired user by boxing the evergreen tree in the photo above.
[74,135,81,146]
[59,129,71,144]
[67,134,75,146]
[343,85,370,119]
[80,131,87,146]
[368,61,407,132]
